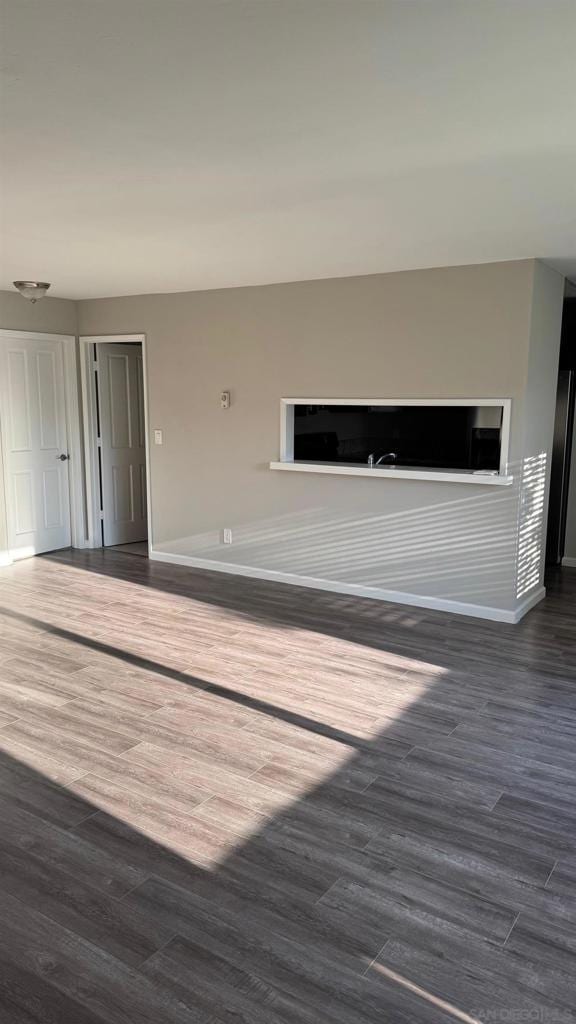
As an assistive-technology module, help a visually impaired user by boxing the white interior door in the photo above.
[97,343,147,546]
[0,335,72,559]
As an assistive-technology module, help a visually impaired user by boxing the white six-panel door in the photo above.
[0,335,72,558]
[96,343,148,546]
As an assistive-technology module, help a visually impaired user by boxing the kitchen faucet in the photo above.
[367,452,398,467]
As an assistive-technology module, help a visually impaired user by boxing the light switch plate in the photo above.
[154,429,163,445]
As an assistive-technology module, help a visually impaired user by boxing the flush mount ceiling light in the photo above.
[13,280,51,303]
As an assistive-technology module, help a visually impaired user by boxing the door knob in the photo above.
[57,453,70,461]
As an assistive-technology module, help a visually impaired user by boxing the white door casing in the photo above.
[0,335,72,559]
[97,343,148,546]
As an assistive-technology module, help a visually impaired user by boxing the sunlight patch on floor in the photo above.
[371,960,481,1023]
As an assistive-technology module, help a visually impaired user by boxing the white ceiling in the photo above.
[1,1,576,300]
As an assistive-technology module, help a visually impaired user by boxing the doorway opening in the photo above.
[546,294,576,567]
[80,334,151,557]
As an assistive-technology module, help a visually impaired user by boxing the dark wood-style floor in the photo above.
[0,550,575,1023]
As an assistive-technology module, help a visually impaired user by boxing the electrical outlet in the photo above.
[223,528,233,544]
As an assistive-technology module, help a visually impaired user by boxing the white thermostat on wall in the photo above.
[220,391,231,409]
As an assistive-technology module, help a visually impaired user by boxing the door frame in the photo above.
[0,329,83,564]
[79,334,152,551]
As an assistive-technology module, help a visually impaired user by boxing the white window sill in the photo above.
[269,461,514,486]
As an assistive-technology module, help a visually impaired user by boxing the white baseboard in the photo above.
[512,586,546,622]
[562,556,576,568]
[150,548,543,624]
[0,552,13,567]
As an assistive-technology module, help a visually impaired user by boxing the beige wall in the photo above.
[0,291,77,336]
[78,260,560,614]
[0,266,563,615]
[0,291,78,560]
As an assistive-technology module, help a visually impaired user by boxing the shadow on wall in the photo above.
[155,458,548,608]
[516,453,548,599]
[0,554,573,1021]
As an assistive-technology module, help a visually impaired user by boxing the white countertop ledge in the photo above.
[269,461,514,486]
